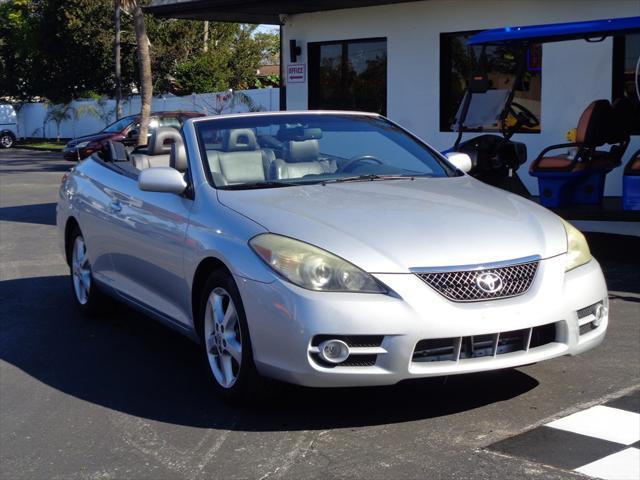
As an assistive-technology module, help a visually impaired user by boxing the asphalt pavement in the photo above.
[1,148,639,480]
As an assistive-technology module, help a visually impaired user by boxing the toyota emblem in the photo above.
[476,272,503,293]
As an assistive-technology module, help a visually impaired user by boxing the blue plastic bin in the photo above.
[623,174,640,211]
[532,170,609,209]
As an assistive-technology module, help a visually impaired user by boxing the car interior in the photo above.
[102,124,341,186]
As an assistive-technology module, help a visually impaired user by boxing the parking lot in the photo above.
[1,148,639,480]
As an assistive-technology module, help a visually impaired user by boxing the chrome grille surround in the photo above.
[413,256,540,302]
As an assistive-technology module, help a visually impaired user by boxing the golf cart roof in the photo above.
[467,16,640,46]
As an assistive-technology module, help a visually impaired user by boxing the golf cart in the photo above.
[448,16,640,208]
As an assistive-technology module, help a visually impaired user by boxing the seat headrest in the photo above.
[576,100,611,147]
[170,142,188,172]
[106,140,128,162]
[286,139,319,163]
[148,127,183,155]
[223,128,258,151]
[607,97,634,143]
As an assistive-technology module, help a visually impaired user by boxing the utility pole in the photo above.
[114,0,123,119]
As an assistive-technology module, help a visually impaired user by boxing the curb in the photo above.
[12,146,64,153]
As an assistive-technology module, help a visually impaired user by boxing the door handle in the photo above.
[109,200,122,213]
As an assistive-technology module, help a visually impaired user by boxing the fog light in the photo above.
[593,304,606,327]
[318,339,350,364]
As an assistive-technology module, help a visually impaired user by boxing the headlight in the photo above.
[561,219,592,271]
[249,233,386,293]
[75,141,90,149]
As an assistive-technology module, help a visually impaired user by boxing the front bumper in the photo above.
[236,255,608,387]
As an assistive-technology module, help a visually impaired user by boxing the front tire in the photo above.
[68,227,110,315]
[198,270,269,403]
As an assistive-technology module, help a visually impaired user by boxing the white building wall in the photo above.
[282,0,640,195]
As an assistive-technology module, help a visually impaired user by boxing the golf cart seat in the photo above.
[594,97,634,166]
[623,149,640,211]
[531,100,611,173]
[529,99,621,208]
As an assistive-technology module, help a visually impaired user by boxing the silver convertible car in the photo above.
[57,111,608,402]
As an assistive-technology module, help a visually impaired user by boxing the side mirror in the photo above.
[138,167,187,194]
[127,129,139,139]
[446,152,473,173]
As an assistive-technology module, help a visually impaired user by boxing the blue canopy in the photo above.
[467,16,640,46]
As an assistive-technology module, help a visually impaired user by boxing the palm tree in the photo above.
[114,0,123,119]
[45,103,75,143]
[76,96,115,127]
[122,0,152,146]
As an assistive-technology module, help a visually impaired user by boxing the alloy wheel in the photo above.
[204,287,243,388]
[71,236,91,305]
[0,134,13,148]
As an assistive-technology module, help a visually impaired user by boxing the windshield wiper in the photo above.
[322,174,421,184]
[221,180,304,190]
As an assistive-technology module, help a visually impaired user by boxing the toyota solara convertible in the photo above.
[57,111,608,402]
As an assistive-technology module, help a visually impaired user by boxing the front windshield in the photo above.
[102,116,134,133]
[194,114,457,189]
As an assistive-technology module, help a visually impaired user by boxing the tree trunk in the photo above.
[132,3,152,146]
[203,21,209,52]
[114,0,123,119]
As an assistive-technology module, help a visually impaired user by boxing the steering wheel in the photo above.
[508,102,540,129]
[338,155,384,173]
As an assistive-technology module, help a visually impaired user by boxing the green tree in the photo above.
[0,0,278,103]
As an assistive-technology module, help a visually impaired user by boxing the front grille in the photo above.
[412,321,559,363]
[416,260,539,302]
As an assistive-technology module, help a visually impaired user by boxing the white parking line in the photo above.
[546,405,640,445]
[576,447,640,480]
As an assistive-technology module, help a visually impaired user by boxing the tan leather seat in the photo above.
[531,100,612,173]
[206,128,271,184]
[625,151,640,176]
[130,127,181,170]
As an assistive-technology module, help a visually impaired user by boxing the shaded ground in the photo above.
[1,149,638,480]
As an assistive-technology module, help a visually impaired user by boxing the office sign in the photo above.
[287,64,306,83]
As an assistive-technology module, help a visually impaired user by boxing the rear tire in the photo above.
[0,132,15,149]
[68,227,111,316]
[197,269,274,404]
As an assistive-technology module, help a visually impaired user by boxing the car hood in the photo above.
[217,176,567,273]
[67,132,115,146]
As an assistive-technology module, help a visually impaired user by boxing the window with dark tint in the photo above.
[440,30,542,133]
[613,33,640,135]
[102,116,135,133]
[308,38,387,115]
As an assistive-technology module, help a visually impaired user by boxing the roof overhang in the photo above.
[146,0,420,24]
[467,16,640,46]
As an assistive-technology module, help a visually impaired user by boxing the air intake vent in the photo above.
[413,321,559,363]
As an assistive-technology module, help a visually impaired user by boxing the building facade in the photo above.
[149,0,640,195]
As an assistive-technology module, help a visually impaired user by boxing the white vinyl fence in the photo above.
[15,88,279,139]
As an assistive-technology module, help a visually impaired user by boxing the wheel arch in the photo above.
[64,216,81,266]
[191,256,233,333]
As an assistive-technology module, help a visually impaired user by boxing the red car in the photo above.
[62,111,204,161]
